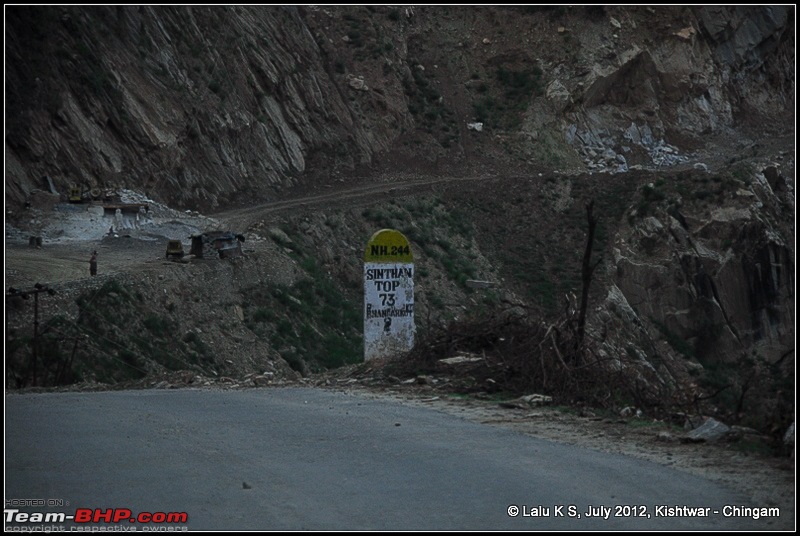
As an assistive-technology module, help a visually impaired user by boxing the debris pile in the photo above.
[567,122,690,173]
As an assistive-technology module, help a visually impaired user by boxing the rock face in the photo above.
[564,6,794,172]
[585,159,794,432]
[5,6,794,211]
[601,165,794,367]
[6,6,403,210]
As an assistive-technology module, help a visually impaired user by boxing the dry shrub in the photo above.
[395,305,694,415]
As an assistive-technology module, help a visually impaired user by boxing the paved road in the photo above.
[5,388,780,531]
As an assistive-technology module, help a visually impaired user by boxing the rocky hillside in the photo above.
[4,6,795,439]
[5,6,794,210]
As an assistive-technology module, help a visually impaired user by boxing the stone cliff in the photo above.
[5,6,794,209]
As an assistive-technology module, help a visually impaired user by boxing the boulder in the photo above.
[686,417,730,442]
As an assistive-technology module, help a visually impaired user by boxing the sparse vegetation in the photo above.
[469,62,544,129]
[244,229,362,374]
[2,278,226,386]
[403,57,460,147]
[653,319,695,359]
[496,65,543,101]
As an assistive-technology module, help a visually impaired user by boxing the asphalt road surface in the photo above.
[5,388,782,531]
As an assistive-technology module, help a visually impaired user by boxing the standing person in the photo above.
[89,251,98,277]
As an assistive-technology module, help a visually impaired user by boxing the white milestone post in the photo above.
[363,229,415,361]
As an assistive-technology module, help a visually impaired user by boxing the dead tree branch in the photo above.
[576,200,599,352]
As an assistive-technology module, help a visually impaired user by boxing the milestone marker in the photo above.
[363,229,415,360]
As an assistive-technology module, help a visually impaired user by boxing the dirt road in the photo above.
[211,172,495,230]
[5,238,167,289]
[6,172,493,290]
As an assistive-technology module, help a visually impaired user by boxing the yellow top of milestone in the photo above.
[364,229,413,263]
